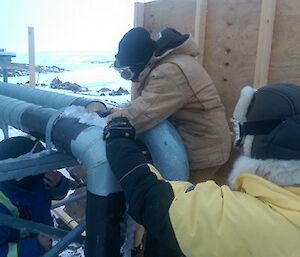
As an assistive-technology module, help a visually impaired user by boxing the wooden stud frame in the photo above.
[131,2,145,100]
[194,0,208,64]
[134,2,145,28]
[254,0,277,88]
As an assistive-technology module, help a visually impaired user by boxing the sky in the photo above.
[0,0,150,53]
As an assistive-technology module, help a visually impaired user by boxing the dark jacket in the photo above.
[0,176,69,257]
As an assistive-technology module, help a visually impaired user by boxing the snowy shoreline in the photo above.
[0,62,67,78]
[6,50,131,91]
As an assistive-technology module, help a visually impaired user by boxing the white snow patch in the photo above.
[61,105,107,128]
[59,246,85,257]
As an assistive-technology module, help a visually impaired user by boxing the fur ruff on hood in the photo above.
[232,86,255,157]
[228,156,300,189]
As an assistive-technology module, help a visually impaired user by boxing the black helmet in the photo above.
[114,27,156,81]
[0,136,44,160]
[0,136,45,187]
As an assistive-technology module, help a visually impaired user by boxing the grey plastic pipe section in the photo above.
[0,95,46,131]
[69,120,190,196]
[70,125,122,195]
[139,121,190,181]
[0,82,102,110]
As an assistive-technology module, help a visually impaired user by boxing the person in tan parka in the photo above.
[104,83,300,257]
[108,27,231,184]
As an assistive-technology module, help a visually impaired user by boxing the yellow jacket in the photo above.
[106,137,300,257]
[168,173,300,257]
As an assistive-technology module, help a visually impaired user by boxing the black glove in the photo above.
[103,117,135,141]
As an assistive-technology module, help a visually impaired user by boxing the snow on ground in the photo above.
[0,126,28,141]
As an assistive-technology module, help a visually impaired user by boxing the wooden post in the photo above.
[2,69,8,83]
[253,0,277,88]
[131,2,145,100]
[194,0,207,64]
[28,27,36,88]
[52,208,79,230]
[134,2,144,28]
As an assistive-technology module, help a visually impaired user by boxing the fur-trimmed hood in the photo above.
[228,156,300,189]
[233,84,300,159]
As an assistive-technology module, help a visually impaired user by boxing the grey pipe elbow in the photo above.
[139,120,190,181]
[69,126,122,196]
[63,119,189,195]
[66,116,189,196]
[54,106,189,196]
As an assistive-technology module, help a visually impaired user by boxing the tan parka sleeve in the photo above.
[107,63,193,133]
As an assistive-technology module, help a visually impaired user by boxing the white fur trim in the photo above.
[243,135,254,157]
[228,156,262,189]
[233,86,255,123]
[228,156,300,189]
[233,86,256,156]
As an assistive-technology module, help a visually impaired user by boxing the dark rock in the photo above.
[0,63,67,78]
[50,77,85,92]
[62,82,82,92]
[115,87,130,95]
[50,77,63,88]
[98,87,112,92]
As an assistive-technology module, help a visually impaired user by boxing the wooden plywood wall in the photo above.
[143,0,197,37]
[135,0,300,119]
[269,0,300,84]
[204,0,261,118]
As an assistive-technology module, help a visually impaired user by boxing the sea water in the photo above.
[9,50,131,91]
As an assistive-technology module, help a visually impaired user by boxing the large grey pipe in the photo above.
[139,122,189,180]
[0,82,106,112]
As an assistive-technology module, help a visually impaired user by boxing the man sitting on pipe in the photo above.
[104,83,300,257]
[108,27,231,185]
[0,137,70,257]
